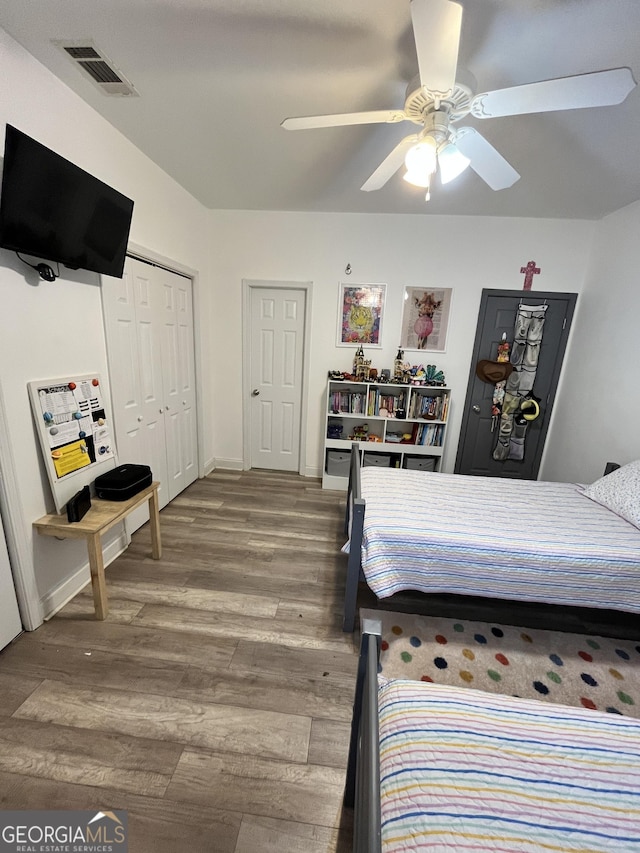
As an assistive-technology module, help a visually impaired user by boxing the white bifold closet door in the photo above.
[102,256,198,524]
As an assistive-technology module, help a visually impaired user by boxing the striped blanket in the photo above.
[379,678,640,852]
[359,468,640,613]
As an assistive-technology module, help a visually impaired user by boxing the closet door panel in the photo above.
[135,263,169,507]
[176,276,197,486]
[103,257,197,517]
[156,267,197,499]
[101,261,145,466]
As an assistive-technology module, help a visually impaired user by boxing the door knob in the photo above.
[472,404,481,413]
[252,389,260,396]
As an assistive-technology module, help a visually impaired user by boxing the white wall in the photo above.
[540,199,640,484]
[0,28,213,622]
[208,209,595,476]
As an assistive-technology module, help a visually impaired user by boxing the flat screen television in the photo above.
[0,125,134,278]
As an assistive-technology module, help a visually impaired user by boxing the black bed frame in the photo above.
[343,443,366,632]
[343,614,382,852]
[342,444,621,634]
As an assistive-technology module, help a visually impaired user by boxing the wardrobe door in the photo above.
[102,256,197,519]
[155,266,197,501]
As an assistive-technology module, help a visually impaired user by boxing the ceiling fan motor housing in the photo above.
[404,75,474,126]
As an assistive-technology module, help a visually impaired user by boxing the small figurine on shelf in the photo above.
[409,364,427,385]
[353,346,365,376]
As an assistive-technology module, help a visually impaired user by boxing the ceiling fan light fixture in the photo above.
[403,137,437,187]
[437,141,471,184]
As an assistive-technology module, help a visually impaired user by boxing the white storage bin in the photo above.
[326,450,351,476]
[363,452,391,468]
[404,455,436,472]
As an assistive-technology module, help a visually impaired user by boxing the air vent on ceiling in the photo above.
[53,40,139,97]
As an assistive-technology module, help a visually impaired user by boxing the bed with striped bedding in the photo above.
[359,466,640,613]
[378,677,640,852]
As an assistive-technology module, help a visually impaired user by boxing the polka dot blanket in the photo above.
[377,611,640,717]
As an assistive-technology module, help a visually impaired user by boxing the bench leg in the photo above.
[87,533,108,620]
[148,488,162,560]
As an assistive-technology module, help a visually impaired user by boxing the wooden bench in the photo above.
[34,482,161,620]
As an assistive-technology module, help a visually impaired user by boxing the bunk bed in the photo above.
[345,618,640,853]
[342,445,640,632]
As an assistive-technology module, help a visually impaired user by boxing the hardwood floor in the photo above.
[0,470,357,853]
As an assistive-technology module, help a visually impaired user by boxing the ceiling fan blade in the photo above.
[361,134,419,192]
[453,128,520,190]
[281,110,407,130]
[410,0,462,100]
[470,67,636,119]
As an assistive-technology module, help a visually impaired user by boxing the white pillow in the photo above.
[582,459,640,529]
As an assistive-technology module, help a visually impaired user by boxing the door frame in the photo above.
[454,288,577,478]
[0,378,42,630]
[103,241,206,482]
[242,280,313,474]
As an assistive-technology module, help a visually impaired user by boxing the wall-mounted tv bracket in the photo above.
[16,252,58,282]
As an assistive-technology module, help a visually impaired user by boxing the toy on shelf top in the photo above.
[397,363,447,386]
[393,348,405,381]
[328,351,446,386]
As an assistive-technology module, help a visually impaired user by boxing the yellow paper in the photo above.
[52,440,91,478]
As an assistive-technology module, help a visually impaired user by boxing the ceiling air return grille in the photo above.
[53,40,139,96]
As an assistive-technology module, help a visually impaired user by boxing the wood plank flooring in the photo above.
[0,470,357,853]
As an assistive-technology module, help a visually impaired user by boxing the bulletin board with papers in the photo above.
[28,374,118,514]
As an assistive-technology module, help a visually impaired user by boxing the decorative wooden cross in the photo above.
[520,260,540,291]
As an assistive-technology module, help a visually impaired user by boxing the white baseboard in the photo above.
[203,456,216,476]
[303,465,322,478]
[40,530,128,620]
[213,457,244,471]
[211,459,321,477]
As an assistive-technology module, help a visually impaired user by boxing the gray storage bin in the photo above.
[363,452,391,468]
[404,455,436,472]
[326,450,351,476]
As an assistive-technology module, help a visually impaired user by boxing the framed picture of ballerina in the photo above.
[400,286,453,352]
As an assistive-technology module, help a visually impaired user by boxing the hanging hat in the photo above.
[475,359,514,384]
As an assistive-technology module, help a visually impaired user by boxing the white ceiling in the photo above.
[2,0,640,219]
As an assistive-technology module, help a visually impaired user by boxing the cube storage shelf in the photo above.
[322,379,451,490]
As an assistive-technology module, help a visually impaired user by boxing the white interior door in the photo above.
[249,287,306,471]
[0,510,21,650]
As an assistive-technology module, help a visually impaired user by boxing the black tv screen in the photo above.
[0,125,134,278]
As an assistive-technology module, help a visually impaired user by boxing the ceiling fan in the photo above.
[281,0,636,200]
